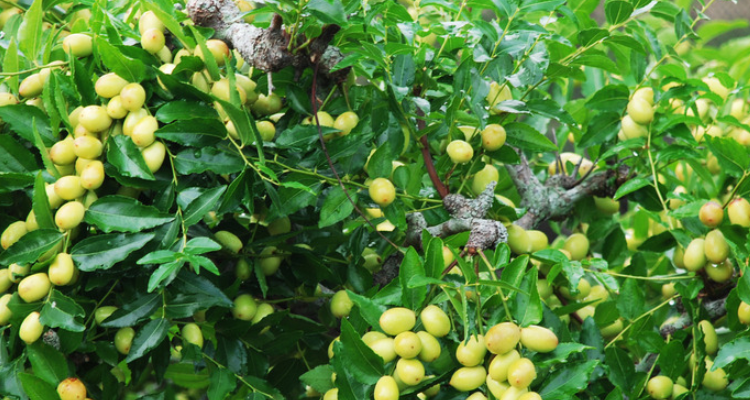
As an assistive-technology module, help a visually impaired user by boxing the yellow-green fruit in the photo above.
[362,331,388,346]
[594,196,620,214]
[9,263,29,284]
[487,375,510,398]
[489,349,521,382]
[74,135,103,159]
[334,111,359,136]
[703,76,731,100]
[2,220,28,249]
[673,246,685,269]
[120,83,146,112]
[138,10,164,34]
[446,140,473,164]
[672,383,688,398]
[95,73,129,99]
[482,124,506,151]
[196,39,231,66]
[632,87,654,105]
[0,294,12,325]
[507,225,532,254]
[0,92,18,107]
[19,73,44,98]
[699,201,724,228]
[507,358,536,389]
[374,376,399,400]
[215,230,242,253]
[485,322,521,355]
[731,98,747,119]
[467,392,488,400]
[395,358,425,386]
[627,98,655,125]
[739,301,750,324]
[499,387,528,400]
[330,290,353,318]
[370,338,397,363]
[518,393,542,400]
[621,115,648,139]
[49,253,76,286]
[647,376,673,399]
[420,305,450,337]
[702,360,728,392]
[0,269,10,294]
[257,121,275,141]
[449,366,486,392]
[259,246,282,276]
[563,233,589,260]
[141,141,167,173]
[600,319,624,339]
[56,377,87,400]
[18,273,51,302]
[416,331,441,362]
[63,33,93,57]
[79,105,112,133]
[234,74,257,102]
[182,322,204,349]
[527,230,548,253]
[251,93,283,115]
[536,279,553,299]
[232,294,257,321]
[235,258,252,281]
[472,164,499,195]
[211,78,247,103]
[19,311,44,344]
[267,217,291,236]
[115,327,135,355]
[456,334,487,367]
[728,198,750,227]
[683,238,706,272]
[81,161,105,190]
[369,178,397,207]
[487,81,512,107]
[380,307,416,335]
[394,331,422,359]
[560,279,591,300]
[132,115,158,147]
[123,108,149,137]
[699,320,718,355]
[586,285,610,305]
[706,259,734,283]
[24,211,38,232]
[56,201,85,231]
[520,325,558,353]
[323,388,338,400]
[141,28,165,54]
[251,302,274,324]
[94,306,117,325]
[50,138,77,166]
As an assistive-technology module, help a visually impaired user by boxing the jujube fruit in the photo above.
[699,201,723,228]
[627,97,654,124]
[141,28,165,54]
[49,252,76,286]
[18,272,51,302]
[78,105,112,132]
[215,230,242,253]
[369,338,397,363]
[115,327,135,355]
[232,294,257,321]
[683,238,706,271]
[420,305,450,337]
[481,124,506,151]
[485,322,521,355]
[728,198,750,227]
[449,366,486,392]
[507,358,536,389]
[330,290,353,318]
[488,349,521,381]
[63,33,93,57]
[374,376,399,400]
[95,73,129,99]
[646,376,672,399]
[395,358,425,385]
[2,220,28,249]
[393,331,422,359]
[455,334,487,367]
[416,331,441,362]
[446,140,473,164]
[182,322,204,349]
[520,325,558,353]
[57,377,87,400]
[380,307,416,335]
[19,311,44,344]
[369,178,396,207]
[120,83,147,112]
[56,201,86,231]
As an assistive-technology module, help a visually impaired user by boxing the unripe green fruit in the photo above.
[330,290,353,318]
[141,141,167,173]
[369,338,397,363]
[627,98,654,124]
[472,164,499,196]
[56,201,85,231]
[594,196,620,214]
[488,349,520,382]
[739,301,750,324]
[420,305,450,337]
[234,75,257,102]
[507,358,536,389]
[141,28,165,54]
[19,73,44,98]
[485,322,521,355]
[74,135,103,159]
[395,358,425,386]
[95,73,129,99]
[527,230,548,253]
[362,331,388,346]
[0,270,10,294]
[215,230,242,253]
[257,121,275,141]
[115,327,135,354]
[252,93,283,115]
[211,78,247,103]
[647,376,673,399]
[481,124,506,151]
[699,201,724,228]
[251,302,274,324]
[702,360,728,392]
[131,115,158,147]
[699,320,718,355]
[536,279,553,299]
[416,331,441,362]
[81,161,105,190]
[235,258,251,281]
[49,252,76,286]
[79,105,112,133]
[380,307,416,335]
[673,246,685,269]
[706,259,734,283]
[563,233,589,261]
[182,322,204,349]
[520,325,558,353]
[449,366,486,392]
[63,33,93,57]
[599,319,624,339]
[486,81,512,107]
[267,217,291,236]
[632,87,654,105]
[9,263,29,283]
[446,140,473,164]
[585,285,609,305]
[50,138,77,166]
[196,39,231,66]
[683,238,706,272]
[18,272,51,302]
[369,178,396,207]
[232,294,257,320]
[138,10,164,34]
[56,377,87,400]
[728,198,750,227]
[0,293,12,325]
[671,383,688,398]
[560,279,591,300]
[374,376,399,400]
[2,220,28,249]
[456,334,487,367]
[94,306,117,325]
[621,115,648,139]
[394,331,422,359]
[334,111,359,136]
[259,246,282,276]
[20,311,44,344]
[507,225,532,254]
[120,83,146,112]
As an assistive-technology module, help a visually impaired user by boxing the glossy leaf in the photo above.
[85,196,174,233]
[125,318,171,362]
[71,232,156,271]
[0,229,63,266]
[107,135,156,181]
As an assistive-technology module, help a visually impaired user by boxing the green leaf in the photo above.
[538,360,599,400]
[504,122,557,152]
[17,0,43,62]
[658,340,686,380]
[579,112,621,147]
[3,39,19,93]
[513,266,542,327]
[177,186,227,227]
[101,293,161,328]
[339,318,384,385]
[697,19,749,45]
[27,342,69,386]
[165,363,210,389]
[85,196,175,233]
[185,237,222,255]
[587,85,629,112]
[147,260,183,292]
[501,254,528,290]
[705,136,750,178]
[173,271,233,308]
[306,0,348,26]
[125,318,171,363]
[156,101,218,123]
[605,1,633,25]
[0,229,63,266]
[71,232,156,271]
[40,290,86,332]
[18,373,58,400]
[96,37,147,82]
[616,278,646,320]
[570,50,620,73]
[0,134,36,173]
[31,173,55,230]
[0,105,55,146]
[174,148,244,175]
[526,99,576,125]
[155,119,226,147]
[400,247,426,310]
[346,291,387,330]
[142,0,195,49]
[107,135,156,181]
[368,144,393,179]
[713,336,750,370]
[613,177,650,200]
[207,367,237,400]
[319,186,356,228]
[300,365,335,395]
[535,343,594,368]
